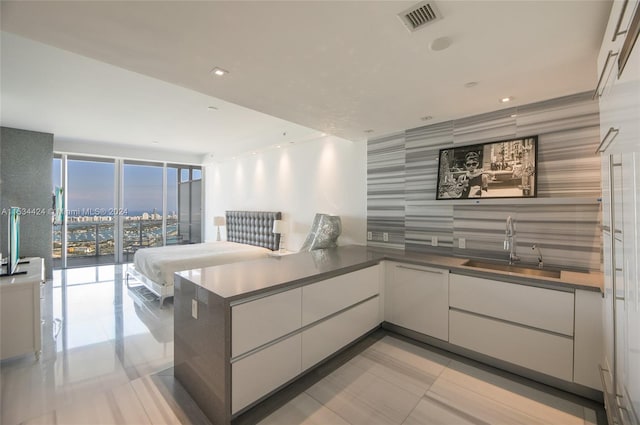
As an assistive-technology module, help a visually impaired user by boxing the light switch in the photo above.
[431,236,438,246]
[367,231,373,240]
[192,299,198,319]
[383,232,389,242]
[459,238,466,249]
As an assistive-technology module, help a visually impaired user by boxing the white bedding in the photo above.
[132,241,271,287]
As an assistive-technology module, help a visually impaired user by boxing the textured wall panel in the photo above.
[453,109,518,145]
[536,127,602,197]
[452,204,601,271]
[404,122,454,251]
[405,202,454,252]
[367,132,405,249]
[366,92,602,270]
[1,127,54,278]
[516,92,600,137]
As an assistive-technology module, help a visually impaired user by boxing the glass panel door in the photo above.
[172,165,202,244]
[122,161,164,261]
[166,166,180,245]
[66,157,116,267]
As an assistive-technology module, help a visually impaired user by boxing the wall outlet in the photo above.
[459,237,466,249]
[367,231,373,240]
[431,236,438,247]
[383,232,389,242]
[192,299,198,319]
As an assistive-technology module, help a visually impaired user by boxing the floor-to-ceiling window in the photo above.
[174,165,202,244]
[123,161,165,260]
[52,155,202,268]
[64,156,116,268]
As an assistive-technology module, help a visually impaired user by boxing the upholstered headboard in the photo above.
[225,211,282,251]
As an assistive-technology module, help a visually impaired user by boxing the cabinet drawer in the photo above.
[302,296,380,371]
[232,288,301,357]
[385,263,449,341]
[449,274,574,336]
[232,333,301,413]
[450,310,573,381]
[302,265,380,326]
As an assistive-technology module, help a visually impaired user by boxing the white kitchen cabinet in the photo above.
[232,334,301,413]
[302,265,380,326]
[231,265,381,414]
[574,290,604,390]
[597,1,640,422]
[449,273,577,382]
[0,258,44,361]
[449,310,574,381]
[449,274,574,336]
[302,297,380,371]
[385,262,449,341]
[231,287,301,357]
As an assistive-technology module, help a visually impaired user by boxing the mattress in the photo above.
[132,241,271,287]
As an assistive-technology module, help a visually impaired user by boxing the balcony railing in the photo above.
[52,218,182,267]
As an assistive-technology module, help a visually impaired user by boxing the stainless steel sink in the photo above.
[462,259,561,279]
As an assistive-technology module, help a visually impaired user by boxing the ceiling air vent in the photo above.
[398,1,442,32]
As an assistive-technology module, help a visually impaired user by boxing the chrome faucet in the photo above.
[532,243,544,268]
[504,216,520,264]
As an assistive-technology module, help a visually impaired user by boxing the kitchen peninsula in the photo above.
[174,245,603,425]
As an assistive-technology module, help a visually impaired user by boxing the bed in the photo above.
[126,210,281,307]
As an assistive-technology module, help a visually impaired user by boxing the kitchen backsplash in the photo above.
[367,92,602,271]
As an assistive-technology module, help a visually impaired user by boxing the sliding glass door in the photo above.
[52,154,202,268]
[65,156,116,268]
[122,161,164,261]
[52,155,202,268]
[173,165,202,245]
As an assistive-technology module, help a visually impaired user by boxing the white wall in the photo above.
[204,136,367,251]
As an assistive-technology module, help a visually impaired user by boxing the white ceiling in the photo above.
[0,1,612,160]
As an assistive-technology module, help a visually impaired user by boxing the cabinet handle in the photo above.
[396,265,444,274]
[593,51,619,100]
[612,0,630,42]
[595,127,620,153]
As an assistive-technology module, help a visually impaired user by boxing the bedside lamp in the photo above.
[272,219,285,252]
[214,216,226,241]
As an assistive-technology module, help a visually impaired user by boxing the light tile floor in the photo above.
[1,265,605,425]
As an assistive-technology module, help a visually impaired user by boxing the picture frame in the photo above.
[436,136,538,200]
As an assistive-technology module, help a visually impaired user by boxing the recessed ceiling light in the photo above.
[429,36,452,52]
[464,81,478,88]
[320,132,327,137]
[510,113,518,118]
[420,116,433,121]
[207,106,218,111]
[500,96,513,103]
[211,67,228,77]
[364,129,375,133]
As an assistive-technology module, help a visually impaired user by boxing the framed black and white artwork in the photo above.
[436,136,538,200]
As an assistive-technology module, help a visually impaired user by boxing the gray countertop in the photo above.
[176,245,603,301]
[176,245,383,301]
